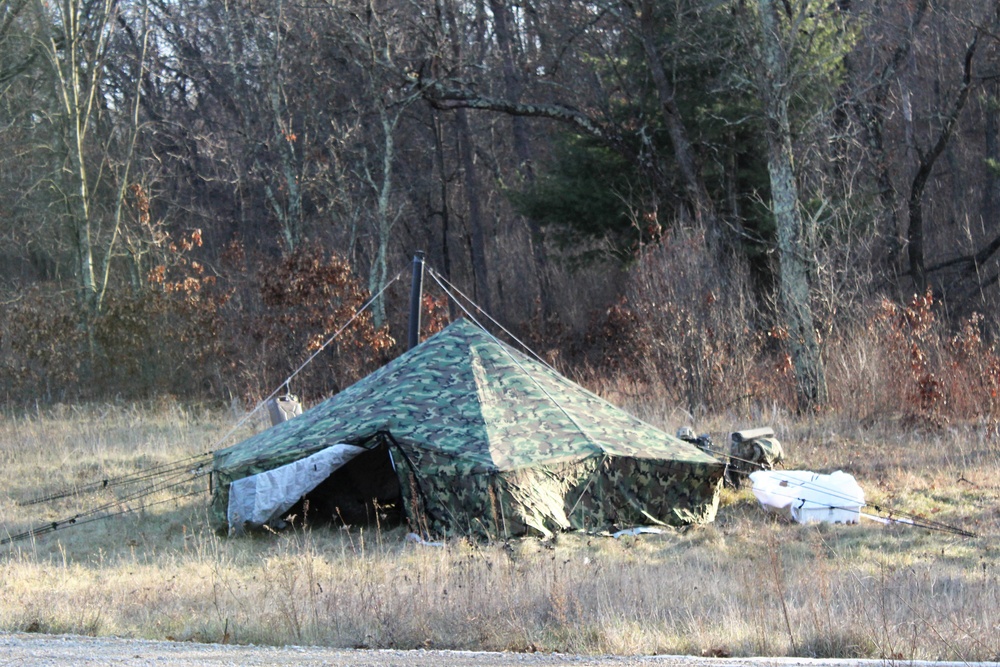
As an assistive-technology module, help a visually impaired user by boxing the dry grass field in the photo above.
[0,399,998,660]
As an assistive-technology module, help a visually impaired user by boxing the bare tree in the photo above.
[0,0,36,90]
[906,31,979,294]
[30,0,156,318]
[743,0,864,409]
[846,0,930,282]
[902,2,1000,302]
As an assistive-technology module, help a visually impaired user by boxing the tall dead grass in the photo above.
[2,232,999,657]
[1,401,998,659]
[584,227,1000,433]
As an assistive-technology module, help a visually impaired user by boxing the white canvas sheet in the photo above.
[749,470,865,524]
[227,444,365,532]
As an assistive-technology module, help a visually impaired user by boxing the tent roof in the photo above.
[214,319,719,480]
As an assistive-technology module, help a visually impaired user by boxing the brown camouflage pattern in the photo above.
[726,436,784,487]
[212,319,724,537]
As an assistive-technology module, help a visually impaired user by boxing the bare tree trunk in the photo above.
[907,31,979,294]
[850,0,929,281]
[442,0,491,314]
[488,0,553,320]
[219,1,303,251]
[756,0,828,411]
[364,109,400,328]
[983,80,1000,229]
[262,21,302,251]
[432,115,453,284]
[266,84,303,251]
[454,108,492,314]
[637,0,716,230]
[34,0,125,320]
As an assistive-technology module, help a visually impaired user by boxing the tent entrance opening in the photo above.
[290,443,404,528]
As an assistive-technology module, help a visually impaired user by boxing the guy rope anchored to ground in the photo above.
[690,434,977,538]
[1,272,403,547]
[429,264,979,541]
[2,259,982,545]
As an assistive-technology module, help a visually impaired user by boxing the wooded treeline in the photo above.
[2,0,1000,421]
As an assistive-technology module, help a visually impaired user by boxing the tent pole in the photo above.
[408,252,425,350]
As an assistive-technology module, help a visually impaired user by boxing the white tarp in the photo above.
[227,443,365,532]
[749,470,865,524]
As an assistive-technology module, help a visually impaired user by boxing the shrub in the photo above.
[0,242,395,404]
[0,287,87,402]
[582,227,795,417]
[862,290,1000,425]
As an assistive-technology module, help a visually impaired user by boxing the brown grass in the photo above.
[1,400,998,660]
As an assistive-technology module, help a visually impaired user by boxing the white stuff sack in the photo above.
[749,470,865,525]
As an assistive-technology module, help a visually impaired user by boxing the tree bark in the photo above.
[36,0,122,319]
[906,32,978,294]
[756,0,828,411]
[454,108,492,314]
[983,80,1000,233]
[488,0,554,320]
[365,110,397,328]
[442,0,491,314]
[0,0,37,88]
[421,80,627,156]
[850,0,930,280]
[636,0,716,230]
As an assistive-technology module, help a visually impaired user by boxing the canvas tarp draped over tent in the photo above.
[211,319,725,538]
[226,443,366,531]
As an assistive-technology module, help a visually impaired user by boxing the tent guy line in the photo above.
[705,445,977,538]
[428,267,560,373]
[427,267,601,454]
[3,269,405,546]
[2,472,205,545]
[2,256,981,544]
[17,454,213,507]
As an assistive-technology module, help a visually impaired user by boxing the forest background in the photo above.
[2,0,1000,426]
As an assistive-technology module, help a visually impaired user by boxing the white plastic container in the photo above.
[749,470,865,525]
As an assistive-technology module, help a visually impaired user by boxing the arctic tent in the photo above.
[211,319,725,538]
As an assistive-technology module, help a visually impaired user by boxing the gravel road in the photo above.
[2,633,998,667]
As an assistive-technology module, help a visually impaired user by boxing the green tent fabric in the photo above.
[211,319,724,538]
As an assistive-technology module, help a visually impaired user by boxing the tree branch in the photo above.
[925,230,1000,275]
[417,76,623,150]
[907,30,980,292]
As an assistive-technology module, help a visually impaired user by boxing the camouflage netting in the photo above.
[212,319,724,538]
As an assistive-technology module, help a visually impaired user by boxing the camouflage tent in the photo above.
[211,319,724,538]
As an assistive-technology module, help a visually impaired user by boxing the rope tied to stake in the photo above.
[4,270,403,546]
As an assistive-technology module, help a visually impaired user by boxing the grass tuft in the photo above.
[0,402,998,658]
